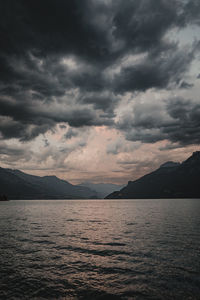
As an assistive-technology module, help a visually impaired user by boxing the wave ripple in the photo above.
[0,199,200,299]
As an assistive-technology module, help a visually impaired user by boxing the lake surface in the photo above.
[0,199,200,300]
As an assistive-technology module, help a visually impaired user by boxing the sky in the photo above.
[0,0,200,184]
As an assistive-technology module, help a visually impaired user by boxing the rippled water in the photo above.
[0,199,200,300]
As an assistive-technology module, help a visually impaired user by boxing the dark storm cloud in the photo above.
[0,141,33,163]
[112,0,178,51]
[0,0,115,64]
[179,81,194,89]
[0,98,113,141]
[114,45,194,93]
[79,92,119,113]
[0,0,199,141]
[165,98,200,144]
[181,0,200,26]
[117,97,200,145]
[0,143,25,157]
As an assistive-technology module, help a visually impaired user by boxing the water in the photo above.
[0,199,200,300]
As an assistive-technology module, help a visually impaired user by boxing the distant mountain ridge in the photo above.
[80,182,124,198]
[0,168,98,199]
[106,152,200,199]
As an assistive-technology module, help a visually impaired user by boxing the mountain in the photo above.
[0,168,98,199]
[80,182,124,198]
[106,151,200,199]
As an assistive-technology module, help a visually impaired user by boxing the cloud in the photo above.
[43,138,50,147]
[0,0,199,145]
[0,141,34,165]
[165,98,200,144]
[117,97,200,145]
[0,142,27,158]
[113,45,194,93]
[0,90,114,141]
[64,128,79,140]
[179,81,194,89]
[181,0,200,26]
[107,138,141,155]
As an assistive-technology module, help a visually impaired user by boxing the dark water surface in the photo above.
[0,199,200,300]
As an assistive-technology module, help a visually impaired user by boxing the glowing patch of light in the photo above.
[62,57,79,70]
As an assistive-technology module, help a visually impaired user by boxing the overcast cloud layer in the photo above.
[0,0,200,183]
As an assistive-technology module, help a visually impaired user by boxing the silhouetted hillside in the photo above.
[106,152,200,199]
[0,168,98,199]
[80,182,124,198]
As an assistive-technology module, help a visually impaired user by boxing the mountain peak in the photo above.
[43,175,58,179]
[183,151,200,164]
[0,167,98,199]
[160,161,180,168]
[192,151,200,157]
[106,151,200,199]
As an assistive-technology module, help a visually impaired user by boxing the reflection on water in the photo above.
[0,199,200,299]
